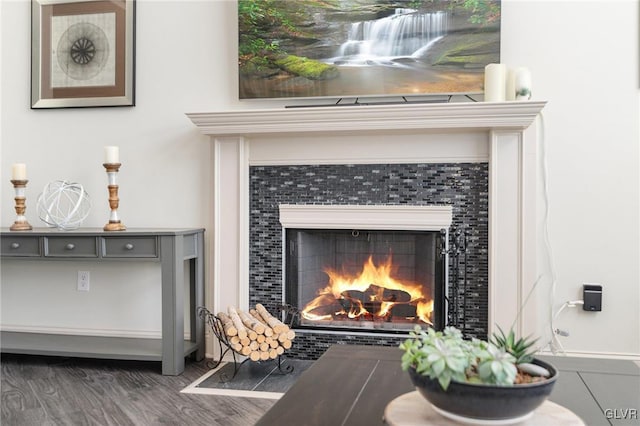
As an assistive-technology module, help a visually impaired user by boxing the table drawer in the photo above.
[44,237,98,257]
[101,237,158,258]
[1,236,41,257]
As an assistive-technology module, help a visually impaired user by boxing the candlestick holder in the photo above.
[10,179,33,231]
[103,163,126,231]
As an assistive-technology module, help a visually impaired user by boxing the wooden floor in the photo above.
[1,354,275,426]
[3,352,639,426]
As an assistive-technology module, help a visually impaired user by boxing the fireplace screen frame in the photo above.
[283,228,447,334]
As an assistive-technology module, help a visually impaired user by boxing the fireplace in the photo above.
[284,228,446,333]
[187,101,545,359]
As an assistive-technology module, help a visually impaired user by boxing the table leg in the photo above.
[160,235,185,375]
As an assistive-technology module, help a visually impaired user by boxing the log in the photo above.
[229,335,240,345]
[250,309,275,337]
[232,343,243,352]
[249,340,259,351]
[277,333,288,343]
[260,350,270,361]
[281,339,292,349]
[269,348,278,359]
[217,312,238,337]
[227,306,248,339]
[238,309,266,335]
[240,336,250,347]
[259,342,269,352]
[256,334,266,344]
[269,339,279,349]
[286,329,296,340]
[256,304,287,334]
[276,346,284,355]
[247,329,258,341]
[249,351,261,362]
[240,346,252,356]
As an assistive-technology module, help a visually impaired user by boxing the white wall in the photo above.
[1,1,638,357]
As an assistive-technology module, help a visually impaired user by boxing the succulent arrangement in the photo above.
[400,325,548,391]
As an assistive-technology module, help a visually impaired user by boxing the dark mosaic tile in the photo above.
[248,163,489,359]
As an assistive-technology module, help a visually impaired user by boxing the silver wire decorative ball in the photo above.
[36,181,91,230]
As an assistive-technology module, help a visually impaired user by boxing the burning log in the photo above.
[305,302,343,318]
[341,290,366,302]
[389,303,418,318]
[368,284,412,303]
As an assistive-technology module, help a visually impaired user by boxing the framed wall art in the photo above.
[31,0,135,108]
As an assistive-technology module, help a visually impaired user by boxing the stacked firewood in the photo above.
[217,304,295,361]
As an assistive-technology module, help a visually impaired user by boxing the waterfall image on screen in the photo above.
[238,0,501,100]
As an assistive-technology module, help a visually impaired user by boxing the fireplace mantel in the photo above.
[187,101,546,343]
[187,101,545,136]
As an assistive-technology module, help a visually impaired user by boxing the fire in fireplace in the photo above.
[285,228,446,333]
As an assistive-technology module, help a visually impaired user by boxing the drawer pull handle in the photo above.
[125,243,134,250]
[65,243,75,250]
[10,242,20,249]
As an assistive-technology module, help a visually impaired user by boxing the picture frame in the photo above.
[31,0,135,108]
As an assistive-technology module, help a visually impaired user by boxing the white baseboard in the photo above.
[0,324,191,340]
[537,349,640,361]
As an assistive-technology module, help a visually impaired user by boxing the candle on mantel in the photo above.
[514,67,532,100]
[11,163,26,180]
[104,146,120,164]
[484,63,506,102]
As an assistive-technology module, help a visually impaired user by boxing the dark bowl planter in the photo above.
[408,358,558,422]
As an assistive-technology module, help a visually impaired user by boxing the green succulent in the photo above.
[490,326,538,364]
[476,344,518,385]
[401,325,530,390]
[400,326,472,390]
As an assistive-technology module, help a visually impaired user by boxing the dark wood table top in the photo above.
[255,344,413,426]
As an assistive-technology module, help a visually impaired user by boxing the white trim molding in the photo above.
[279,204,453,231]
[187,101,546,341]
[187,101,546,136]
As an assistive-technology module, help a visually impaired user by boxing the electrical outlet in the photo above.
[77,271,90,292]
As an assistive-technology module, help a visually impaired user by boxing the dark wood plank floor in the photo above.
[1,354,275,426]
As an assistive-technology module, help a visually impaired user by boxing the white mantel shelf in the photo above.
[186,101,546,136]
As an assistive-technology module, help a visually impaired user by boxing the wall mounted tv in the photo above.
[238,0,501,101]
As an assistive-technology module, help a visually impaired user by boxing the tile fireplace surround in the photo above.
[187,101,546,352]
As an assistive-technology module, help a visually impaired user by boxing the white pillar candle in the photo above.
[104,146,120,164]
[11,163,26,180]
[514,67,532,100]
[484,63,506,102]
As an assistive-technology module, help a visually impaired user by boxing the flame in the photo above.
[301,255,433,325]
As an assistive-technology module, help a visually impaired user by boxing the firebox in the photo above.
[284,228,446,333]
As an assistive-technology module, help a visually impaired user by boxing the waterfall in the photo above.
[336,8,448,63]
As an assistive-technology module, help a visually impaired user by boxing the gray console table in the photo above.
[0,227,205,376]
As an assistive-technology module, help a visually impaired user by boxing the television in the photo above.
[238,0,501,101]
